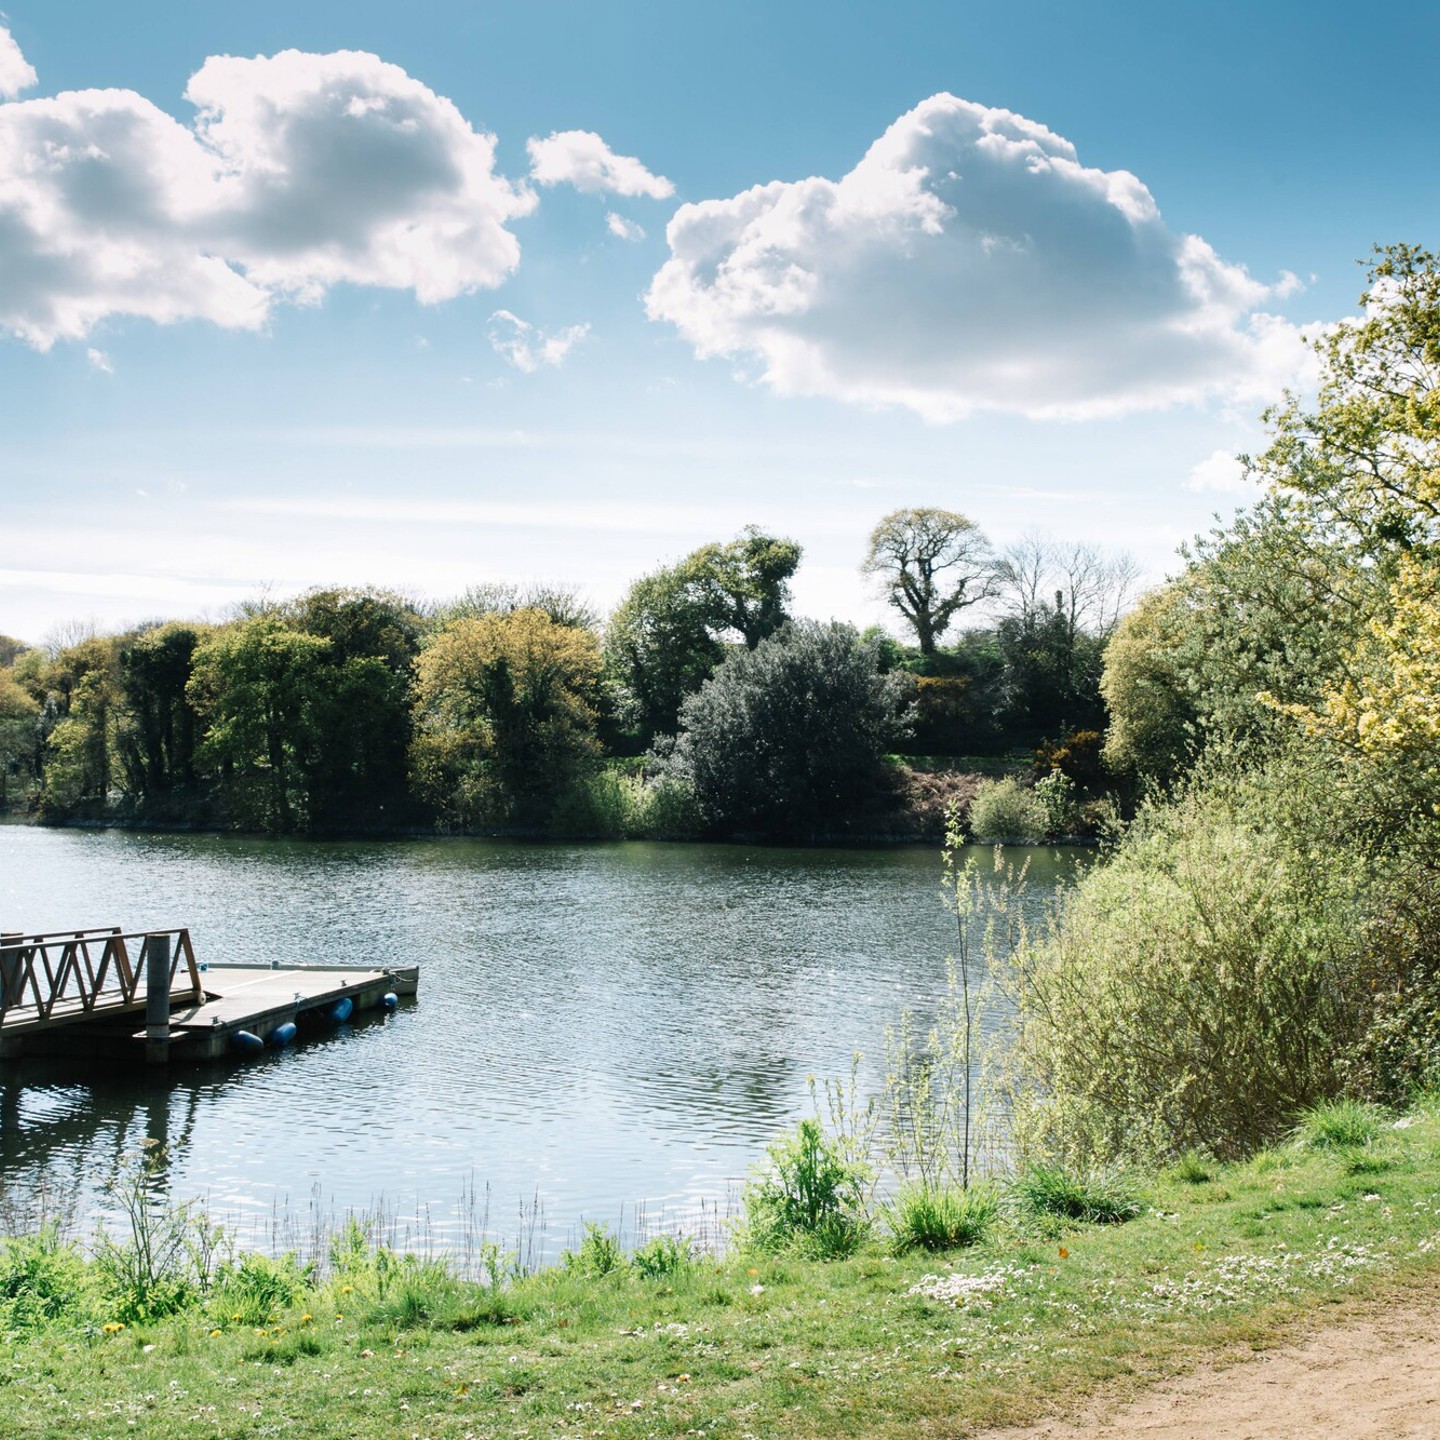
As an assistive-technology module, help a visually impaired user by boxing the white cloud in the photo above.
[0,47,534,348]
[606,211,645,242]
[487,309,589,373]
[1185,449,1251,493]
[527,129,673,199]
[85,347,113,373]
[0,25,36,99]
[647,94,1310,421]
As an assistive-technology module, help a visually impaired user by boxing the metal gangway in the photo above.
[0,927,203,1037]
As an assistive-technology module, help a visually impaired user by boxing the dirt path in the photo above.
[981,1292,1440,1439]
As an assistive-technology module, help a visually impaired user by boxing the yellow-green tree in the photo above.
[412,609,603,827]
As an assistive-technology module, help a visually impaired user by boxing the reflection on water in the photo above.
[0,826,1076,1251]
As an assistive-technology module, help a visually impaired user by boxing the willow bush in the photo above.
[996,759,1381,1164]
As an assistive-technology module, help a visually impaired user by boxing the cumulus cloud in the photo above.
[0,25,36,99]
[646,94,1309,421]
[606,211,645,242]
[527,129,673,199]
[1185,449,1251,493]
[487,309,589,373]
[0,47,534,348]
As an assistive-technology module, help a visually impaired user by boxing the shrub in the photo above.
[561,1222,626,1278]
[630,1234,696,1280]
[1033,770,1079,838]
[739,1119,871,1259]
[998,760,1378,1163]
[1011,1163,1143,1225]
[967,776,1045,842]
[883,1184,998,1254]
[0,1228,92,1333]
[659,622,910,839]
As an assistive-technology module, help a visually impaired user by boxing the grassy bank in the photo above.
[7,1100,1440,1438]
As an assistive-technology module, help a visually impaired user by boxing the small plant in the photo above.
[1033,769,1080,838]
[738,1118,871,1260]
[1294,1099,1386,1151]
[212,1252,312,1325]
[883,1183,998,1254]
[0,1227,91,1332]
[630,1234,696,1280]
[561,1222,626,1278]
[967,777,1046,843]
[1011,1163,1143,1225]
[1167,1150,1213,1184]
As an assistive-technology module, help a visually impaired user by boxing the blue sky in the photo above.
[2,1,1436,642]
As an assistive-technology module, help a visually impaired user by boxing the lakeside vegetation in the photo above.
[0,515,1135,842]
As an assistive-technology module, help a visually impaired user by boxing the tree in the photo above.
[862,508,996,655]
[440,581,600,632]
[605,526,802,747]
[0,668,38,806]
[412,609,603,827]
[660,621,910,838]
[997,533,1141,640]
[116,622,209,802]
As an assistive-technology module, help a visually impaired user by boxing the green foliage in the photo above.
[883,1183,998,1254]
[0,1227,92,1333]
[1293,1099,1387,1152]
[212,1252,312,1325]
[1032,770,1079,838]
[561,1222,626,1278]
[998,757,1379,1164]
[1010,1163,1143,1225]
[630,1234,696,1280]
[1167,1151,1213,1185]
[660,621,909,838]
[863,508,996,655]
[967,776,1045,842]
[738,1118,872,1260]
[548,765,701,839]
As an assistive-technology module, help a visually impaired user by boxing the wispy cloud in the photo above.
[487,310,590,373]
[606,212,646,242]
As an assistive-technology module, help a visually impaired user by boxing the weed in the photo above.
[883,1183,998,1254]
[212,1252,313,1325]
[1294,1099,1387,1151]
[1168,1151,1213,1184]
[739,1118,871,1259]
[631,1234,696,1280]
[561,1222,625,1279]
[1012,1163,1143,1225]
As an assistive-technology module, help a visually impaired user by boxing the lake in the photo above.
[0,824,1076,1260]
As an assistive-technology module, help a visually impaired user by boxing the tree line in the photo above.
[0,518,1136,839]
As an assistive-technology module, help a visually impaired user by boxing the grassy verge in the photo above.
[7,1102,1440,1438]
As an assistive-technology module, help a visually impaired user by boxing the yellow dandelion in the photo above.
[208,1328,222,1338]
[102,1322,125,1335]
[299,1313,314,1324]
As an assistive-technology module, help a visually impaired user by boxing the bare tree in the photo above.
[996,532,1141,638]
[862,508,998,654]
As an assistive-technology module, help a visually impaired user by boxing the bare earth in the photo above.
[980,1292,1440,1439]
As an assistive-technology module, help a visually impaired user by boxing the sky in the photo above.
[1,0,1437,645]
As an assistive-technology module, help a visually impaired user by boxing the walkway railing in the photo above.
[0,927,204,1032]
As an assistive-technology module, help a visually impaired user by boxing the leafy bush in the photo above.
[739,1119,871,1259]
[1033,770,1079,837]
[630,1234,696,1280]
[658,622,910,839]
[561,1222,626,1278]
[0,1228,92,1333]
[1011,1163,1143,1225]
[550,767,702,839]
[967,777,1045,842]
[883,1184,997,1254]
[998,760,1379,1164]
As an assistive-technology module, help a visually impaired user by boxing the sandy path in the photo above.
[981,1294,1440,1439]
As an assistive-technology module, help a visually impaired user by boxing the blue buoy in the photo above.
[269,1021,297,1048]
[381,992,398,1012]
[232,1030,264,1055]
[326,996,354,1025]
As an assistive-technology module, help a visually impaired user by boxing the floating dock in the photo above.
[0,927,417,1064]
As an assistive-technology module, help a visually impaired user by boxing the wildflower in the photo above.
[340,1284,354,1295]
[254,1328,268,1338]
[748,1284,765,1296]
[102,1323,125,1335]
[1058,1247,1069,1259]
[299,1313,314,1325]
[208,1329,221,1338]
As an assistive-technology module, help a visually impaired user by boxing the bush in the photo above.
[630,1234,696,1280]
[550,767,702,839]
[561,1222,626,1279]
[659,622,910,839]
[1033,770,1079,838]
[967,776,1046,842]
[739,1119,871,1259]
[1011,1163,1142,1225]
[883,1184,997,1254]
[0,1228,92,1333]
[998,759,1377,1164]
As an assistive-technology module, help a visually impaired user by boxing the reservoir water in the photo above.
[0,824,1076,1259]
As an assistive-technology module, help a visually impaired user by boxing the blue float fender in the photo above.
[327,996,354,1025]
[232,1030,264,1054]
[381,992,398,1012]
[269,1021,297,1048]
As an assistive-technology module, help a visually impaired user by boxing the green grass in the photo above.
[5,1103,1440,1438]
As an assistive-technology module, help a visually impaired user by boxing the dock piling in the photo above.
[0,933,20,1058]
[144,933,172,1065]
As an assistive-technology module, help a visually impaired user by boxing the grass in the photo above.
[6,1103,1440,1438]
